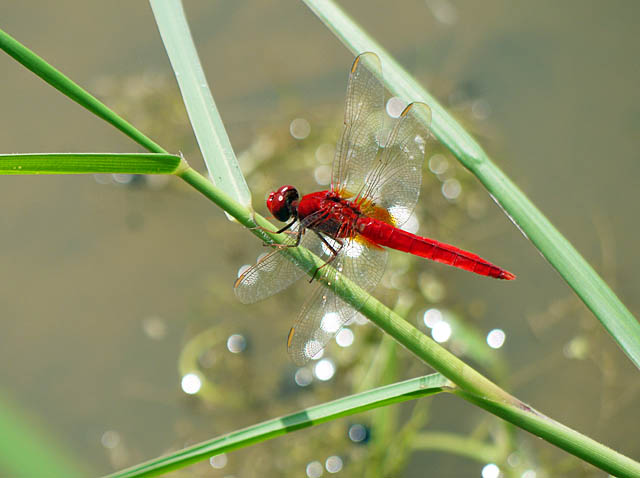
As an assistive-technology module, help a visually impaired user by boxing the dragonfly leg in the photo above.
[309,232,344,283]
[252,218,297,235]
[257,219,301,247]
[263,222,305,249]
[276,220,297,234]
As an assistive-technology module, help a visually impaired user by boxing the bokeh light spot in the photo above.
[336,328,354,347]
[306,460,323,478]
[210,453,227,469]
[227,334,247,353]
[486,329,506,349]
[295,367,313,387]
[423,308,443,328]
[348,424,368,443]
[432,321,452,343]
[314,359,335,381]
[142,316,166,340]
[290,118,311,139]
[442,178,462,200]
[482,463,500,478]
[386,96,408,118]
[181,373,202,395]
[101,430,120,449]
[321,312,341,334]
[325,455,343,473]
[428,154,449,175]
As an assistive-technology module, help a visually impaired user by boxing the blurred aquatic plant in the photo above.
[0,1,639,478]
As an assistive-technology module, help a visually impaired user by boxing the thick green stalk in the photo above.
[179,166,640,478]
[301,0,640,370]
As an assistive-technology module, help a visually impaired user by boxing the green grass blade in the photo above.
[0,27,167,154]
[103,373,449,478]
[149,0,251,212]
[301,0,640,369]
[0,153,182,175]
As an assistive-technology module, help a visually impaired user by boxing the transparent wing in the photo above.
[234,219,329,304]
[287,234,388,365]
[331,52,385,196]
[358,102,431,226]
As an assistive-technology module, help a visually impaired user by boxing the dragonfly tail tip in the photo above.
[499,270,516,280]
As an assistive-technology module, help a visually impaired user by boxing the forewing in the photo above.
[234,222,329,304]
[287,234,388,365]
[359,102,431,227]
[331,52,385,196]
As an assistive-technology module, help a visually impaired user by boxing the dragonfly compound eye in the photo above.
[267,185,299,222]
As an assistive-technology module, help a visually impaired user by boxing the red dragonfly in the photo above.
[235,52,514,365]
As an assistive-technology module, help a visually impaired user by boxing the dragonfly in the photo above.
[235,52,515,365]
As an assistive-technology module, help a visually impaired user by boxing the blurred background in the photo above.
[1,1,638,477]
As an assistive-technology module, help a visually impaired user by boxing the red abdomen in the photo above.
[357,217,515,280]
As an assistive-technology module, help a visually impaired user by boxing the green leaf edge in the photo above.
[102,373,449,478]
[149,0,251,208]
[0,153,182,175]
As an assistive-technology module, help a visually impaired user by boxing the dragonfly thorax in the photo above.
[267,185,299,222]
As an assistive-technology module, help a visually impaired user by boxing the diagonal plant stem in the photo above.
[301,0,640,370]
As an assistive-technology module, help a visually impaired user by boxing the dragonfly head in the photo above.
[267,185,299,222]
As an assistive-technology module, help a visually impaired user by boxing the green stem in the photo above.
[178,166,640,478]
